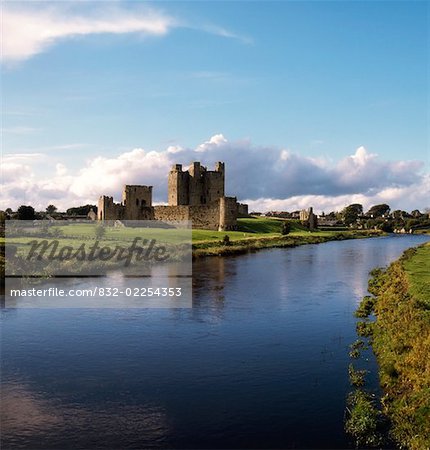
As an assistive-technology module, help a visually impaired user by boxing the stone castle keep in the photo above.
[98,162,247,230]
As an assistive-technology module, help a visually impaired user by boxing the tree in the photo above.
[17,205,35,220]
[367,204,390,218]
[405,219,420,231]
[67,205,97,216]
[281,221,291,235]
[46,204,58,215]
[5,208,13,215]
[410,209,422,218]
[379,222,394,233]
[341,204,363,226]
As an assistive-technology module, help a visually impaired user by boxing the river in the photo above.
[1,234,429,449]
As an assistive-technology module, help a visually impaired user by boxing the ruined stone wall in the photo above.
[237,203,249,217]
[300,208,311,221]
[299,207,317,230]
[125,206,154,221]
[189,202,221,230]
[153,205,190,223]
[122,185,153,220]
[154,203,221,230]
[219,197,238,231]
[98,195,153,221]
[97,196,125,221]
[154,200,235,231]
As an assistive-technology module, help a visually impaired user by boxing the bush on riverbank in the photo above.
[354,295,376,318]
[364,243,430,450]
[345,390,385,448]
[348,364,367,387]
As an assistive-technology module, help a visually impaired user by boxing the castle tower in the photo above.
[168,161,226,206]
[168,164,189,206]
[122,185,152,208]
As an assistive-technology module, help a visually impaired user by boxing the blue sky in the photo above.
[1,1,429,211]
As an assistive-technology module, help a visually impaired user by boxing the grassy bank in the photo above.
[192,217,382,257]
[0,218,382,276]
[355,243,430,449]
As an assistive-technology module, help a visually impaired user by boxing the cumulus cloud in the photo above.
[1,135,428,213]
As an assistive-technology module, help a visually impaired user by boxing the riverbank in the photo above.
[193,217,383,257]
[358,242,430,449]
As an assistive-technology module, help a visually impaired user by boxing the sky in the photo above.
[1,0,429,213]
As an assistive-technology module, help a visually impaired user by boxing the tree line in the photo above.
[1,204,97,221]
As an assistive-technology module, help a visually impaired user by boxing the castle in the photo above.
[98,162,248,230]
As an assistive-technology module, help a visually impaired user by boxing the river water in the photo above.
[1,235,429,449]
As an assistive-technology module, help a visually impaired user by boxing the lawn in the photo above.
[192,217,282,242]
[361,241,430,449]
[2,217,381,262]
[403,242,430,307]
[192,216,357,243]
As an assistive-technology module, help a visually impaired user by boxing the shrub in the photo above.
[356,321,374,337]
[345,390,384,447]
[222,235,231,246]
[281,221,291,235]
[348,364,367,387]
[355,296,376,318]
[349,340,366,359]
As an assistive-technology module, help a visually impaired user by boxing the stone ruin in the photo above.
[97,161,247,231]
[300,207,318,230]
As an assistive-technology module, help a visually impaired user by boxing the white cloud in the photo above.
[1,4,251,64]
[2,4,175,63]
[55,163,68,176]
[198,24,253,45]
[1,135,428,213]
[196,134,228,152]
[244,175,430,214]
[1,126,41,135]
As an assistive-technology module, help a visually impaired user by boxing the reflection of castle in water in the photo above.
[192,257,228,310]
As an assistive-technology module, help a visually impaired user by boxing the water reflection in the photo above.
[1,235,429,449]
[5,262,192,309]
[2,380,169,449]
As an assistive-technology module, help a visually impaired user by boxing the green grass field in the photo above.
[403,242,430,307]
[2,217,381,263]
[192,216,343,242]
[359,242,430,449]
[192,216,285,242]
